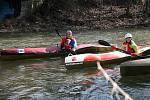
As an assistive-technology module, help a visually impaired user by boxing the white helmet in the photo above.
[67,30,72,35]
[125,33,132,38]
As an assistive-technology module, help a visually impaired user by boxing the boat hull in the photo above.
[65,57,132,70]
[0,53,66,61]
[120,58,150,76]
[0,44,112,61]
[65,51,131,69]
[65,46,150,69]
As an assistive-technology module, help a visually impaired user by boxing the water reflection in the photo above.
[119,75,150,100]
[0,58,66,99]
[59,66,121,100]
[0,56,137,99]
[0,57,121,100]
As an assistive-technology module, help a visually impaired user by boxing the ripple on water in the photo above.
[8,87,52,100]
[56,67,121,100]
[0,29,150,99]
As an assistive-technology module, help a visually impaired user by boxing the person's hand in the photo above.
[131,53,137,56]
[111,45,117,50]
[66,39,71,45]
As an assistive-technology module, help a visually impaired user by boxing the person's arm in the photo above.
[132,45,139,54]
[131,41,139,55]
[122,41,128,51]
[60,37,65,49]
[66,39,71,45]
[73,39,77,48]
[70,38,77,51]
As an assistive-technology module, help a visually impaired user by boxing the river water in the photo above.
[0,27,150,100]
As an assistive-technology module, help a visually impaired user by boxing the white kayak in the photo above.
[65,46,150,69]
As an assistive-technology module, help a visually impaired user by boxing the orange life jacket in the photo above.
[61,37,72,50]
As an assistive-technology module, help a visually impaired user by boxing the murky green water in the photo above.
[0,27,150,100]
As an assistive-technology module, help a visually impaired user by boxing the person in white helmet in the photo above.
[123,33,139,56]
[60,30,77,54]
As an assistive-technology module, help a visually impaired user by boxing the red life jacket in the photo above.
[123,41,135,53]
[61,37,72,50]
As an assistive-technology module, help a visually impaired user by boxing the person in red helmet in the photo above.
[123,33,139,56]
[60,30,77,54]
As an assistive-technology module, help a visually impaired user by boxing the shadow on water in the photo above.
[120,74,150,85]
[119,74,150,100]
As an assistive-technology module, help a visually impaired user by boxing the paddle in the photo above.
[98,40,129,54]
[55,29,62,38]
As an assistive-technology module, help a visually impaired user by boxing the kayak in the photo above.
[65,51,130,69]
[65,46,150,69]
[120,58,150,76]
[0,44,112,61]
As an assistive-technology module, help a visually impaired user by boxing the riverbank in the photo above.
[0,5,150,33]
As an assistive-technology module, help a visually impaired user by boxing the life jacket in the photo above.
[123,40,138,54]
[60,37,75,50]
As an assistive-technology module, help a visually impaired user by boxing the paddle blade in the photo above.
[98,40,111,46]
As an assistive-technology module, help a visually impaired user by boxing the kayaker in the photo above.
[122,33,139,56]
[60,30,77,54]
